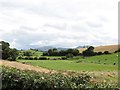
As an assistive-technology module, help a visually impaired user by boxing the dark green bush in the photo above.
[18,56,22,59]
[34,57,38,60]
[104,51,110,54]
[24,57,29,60]
[66,53,74,58]
[38,57,47,60]
[28,57,34,60]
[61,57,67,60]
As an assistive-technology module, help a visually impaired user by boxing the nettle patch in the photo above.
[1,66,118,89]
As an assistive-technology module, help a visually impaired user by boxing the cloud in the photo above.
[0,0,119,49]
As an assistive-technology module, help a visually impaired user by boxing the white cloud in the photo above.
[0,0,119,49]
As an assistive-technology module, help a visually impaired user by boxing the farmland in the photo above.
[17,52,118,86]
[1,41,119,89]
[78,45,120,53]
[18,52,118,71]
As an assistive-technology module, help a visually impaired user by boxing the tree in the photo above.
[87,46,94,51]
[66,53,73,58]
[72,49,79,56]
[1,41,10,60]
[23,51,33,56]
[8,48,18,61]
[82,46,95,56]
[43,52,48,56]
[48,49,53,56]
[1,41,18,60]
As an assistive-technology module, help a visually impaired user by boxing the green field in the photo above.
[72,53,118,65]
[19,50,43,57]
[18,53,118,71]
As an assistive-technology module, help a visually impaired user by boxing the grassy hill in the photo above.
[78,45,120,53]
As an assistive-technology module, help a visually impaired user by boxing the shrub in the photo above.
[28,57,34,60]
[42,52,48,56]
[2,66,117,89]
[34,57,38,60]
[24,57,29,60]
[113,63,116,65]
[23,51,33,56]
[18,56,22,59]
[1,66,91,89]
[66,53,74,58]
[21,57,24,59]
[61,57,67,60]
[114,48,120,53]
[38,57,47,60]
[104,51,110,54]
[97,52,103,55]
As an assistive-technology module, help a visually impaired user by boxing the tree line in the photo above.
[43,48,79,57]
[1,41,120,61]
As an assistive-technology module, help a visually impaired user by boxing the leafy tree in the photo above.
[59,50,67,56]
[1,41,10,59]
[8,48,19,61]
[46,48,79,56]
[72,49,79,56]
[82,46,95,56]
[43,52,48,56]
[23,51,33,56]
[1,41,18,60]
[48,49,53,56]
[87,46,94,51]
[66,53,73,58]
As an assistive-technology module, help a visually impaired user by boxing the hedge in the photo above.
[1,66,118,89]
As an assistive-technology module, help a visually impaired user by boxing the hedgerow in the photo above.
[1,66,118,90]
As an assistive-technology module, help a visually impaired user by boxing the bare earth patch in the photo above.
[0,60,57,73]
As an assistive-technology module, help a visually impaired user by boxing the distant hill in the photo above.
[78,45,120,53]
[37,46,54,51]
[37,46,70,52]
[76,45,90,48]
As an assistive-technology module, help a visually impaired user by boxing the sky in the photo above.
[0,0,119,49]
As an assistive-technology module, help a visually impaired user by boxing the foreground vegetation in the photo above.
[2,66,118,89]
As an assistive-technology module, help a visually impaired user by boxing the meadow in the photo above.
[18,52,118,71]
[17,52,118,86]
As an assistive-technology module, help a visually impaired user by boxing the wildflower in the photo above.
[41,77,44,80]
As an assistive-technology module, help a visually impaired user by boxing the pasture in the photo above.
[18,52,118,71]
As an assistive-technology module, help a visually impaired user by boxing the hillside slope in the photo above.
[78,45,120,53]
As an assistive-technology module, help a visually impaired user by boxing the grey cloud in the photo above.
[43,23,67,30]
[86,22,103,28]
[20,26,38,31]
[0,0,118,49]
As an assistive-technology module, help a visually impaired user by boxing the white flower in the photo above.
[41,77,44,80]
